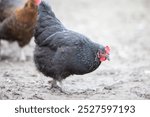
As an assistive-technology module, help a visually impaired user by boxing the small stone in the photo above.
[104,86,112,90]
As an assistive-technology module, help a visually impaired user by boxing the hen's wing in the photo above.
[38,30,91,50]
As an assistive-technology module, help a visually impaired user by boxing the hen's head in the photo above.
[97,45,110,62]
[24,0,41,9]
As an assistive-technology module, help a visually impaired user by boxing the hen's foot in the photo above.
[48,80,69,95]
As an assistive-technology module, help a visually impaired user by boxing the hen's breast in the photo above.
[34,45,56,77]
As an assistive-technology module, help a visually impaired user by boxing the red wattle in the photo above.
[100,57,106,62]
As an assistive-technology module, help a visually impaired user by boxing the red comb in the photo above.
[105,46,110,54]
[35,0,41,5]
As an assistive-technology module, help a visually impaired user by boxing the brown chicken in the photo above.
[0,0,41,61]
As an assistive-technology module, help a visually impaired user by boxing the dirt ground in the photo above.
[0,0,150,100]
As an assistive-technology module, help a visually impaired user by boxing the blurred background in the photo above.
[0,0,150,99]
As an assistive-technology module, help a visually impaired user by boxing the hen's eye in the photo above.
[101,51,105,54]
[25,3,27,7]
[30,3,35,8]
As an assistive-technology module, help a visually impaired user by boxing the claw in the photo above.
[49,80,70,95]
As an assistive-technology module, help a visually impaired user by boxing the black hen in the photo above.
[34,1,110,90]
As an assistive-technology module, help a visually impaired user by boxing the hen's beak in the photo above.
[106,55,110,61]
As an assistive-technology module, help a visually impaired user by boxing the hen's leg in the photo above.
[20,47,26,61]
[49,80,67,94]
[49,80,69,94]
[51,80,62,89]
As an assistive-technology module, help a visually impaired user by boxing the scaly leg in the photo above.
[20,48,26,61]
[51,80,62,89]
[48,80,69,94]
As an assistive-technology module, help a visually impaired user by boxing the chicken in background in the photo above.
[34,1,110,93]
[0,0,41,61]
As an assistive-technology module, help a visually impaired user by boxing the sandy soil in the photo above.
[0,0,150,100]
